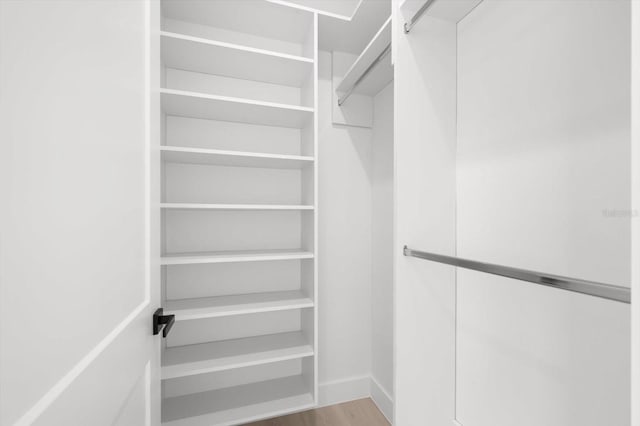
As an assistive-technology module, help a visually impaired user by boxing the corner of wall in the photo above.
[318,375,394,424]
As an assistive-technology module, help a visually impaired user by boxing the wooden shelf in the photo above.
[336,16,393,97]
[165,291,314,321]
[161,32,313,87]
[162,331,313,379]
[161,203,314,211]
[161,250,314,266]
[160,146,314,169]
[161,375,314,426]
[160,89,314,128]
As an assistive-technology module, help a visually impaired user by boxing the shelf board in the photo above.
[165,291,314,321]
[161,32,313,87]
[161,203,314,211]
[160,146,314,169]
[400,0,483,24]
[162,331,313,379]
[162,375,314,426]
[161,250,314,266]
[336,16,393,96]
[161,0,314,53]
[160,89,314,129]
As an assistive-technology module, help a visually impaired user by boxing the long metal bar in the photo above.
[403,246,630,303]
[338,43,391,106]
[404,0,438,33]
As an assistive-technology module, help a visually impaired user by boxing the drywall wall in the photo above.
[393,7,458,425]
[317,49,373,401]
[456,1,631,425]
[371,82,394,403]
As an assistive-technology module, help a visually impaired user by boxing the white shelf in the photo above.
[162,331,313,379]
[165,291,314,321]
[161,32,313,87]
[162,375,314,426]
[336,16,393,97]
[161,0,314,54]
[160,89,314,129]
[161,203,314,211]
[400,0,483,24]
[160,146,314,169]
[161,249,314,266]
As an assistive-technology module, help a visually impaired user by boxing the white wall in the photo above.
[317,50,395,415]
[631,2,640,426]
[393,9,458,425]
[456,1,631,425]
[633,3,640,425]
[371,82,394,401]
[318,49,373,401]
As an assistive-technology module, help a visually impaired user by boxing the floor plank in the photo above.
[242,398,390,426]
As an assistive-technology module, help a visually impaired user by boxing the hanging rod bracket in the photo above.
[404,0,439,33]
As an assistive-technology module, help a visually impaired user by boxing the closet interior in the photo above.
[157,0,395,425]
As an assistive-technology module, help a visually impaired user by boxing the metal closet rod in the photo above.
[338,43,391,106]
[404,0,438,33]
[403,246,631,303]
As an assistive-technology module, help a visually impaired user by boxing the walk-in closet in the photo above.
[2,1,639,426]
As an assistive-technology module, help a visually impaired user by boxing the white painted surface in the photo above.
[162,0,314,57]
[160,146,314,169]
[318,375,372,407]
[162,332,314,379]
[165,115,304,155]
[0,0,160,425]
[400,0,482,24]
[372,82,394,403]
[456,1,631,425]
[370,376,394,423]
[393,4,458,426]
[158,4,319,423]
[161,31,313,87]
[160,89,314,129]
[161,250,314,265]
[332,51,374,128]
[318,0,391,54]
[336,17,392,95]
[160,203,314,210]
[165,291,314,321]
[269,0,361,19]
[633,3,640,426]
[162,375,314,426]
[318,49,374,388]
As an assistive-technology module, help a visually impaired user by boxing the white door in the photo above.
[0,1,161,425]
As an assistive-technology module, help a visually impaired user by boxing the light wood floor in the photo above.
[243,398,390,426]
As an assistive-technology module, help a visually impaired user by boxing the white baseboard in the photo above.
[370,376,394,423]
[318,375,395,424]
[453,419,463,426]
[318,375,371,407]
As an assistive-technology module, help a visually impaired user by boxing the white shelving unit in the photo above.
[158,1,318,424]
